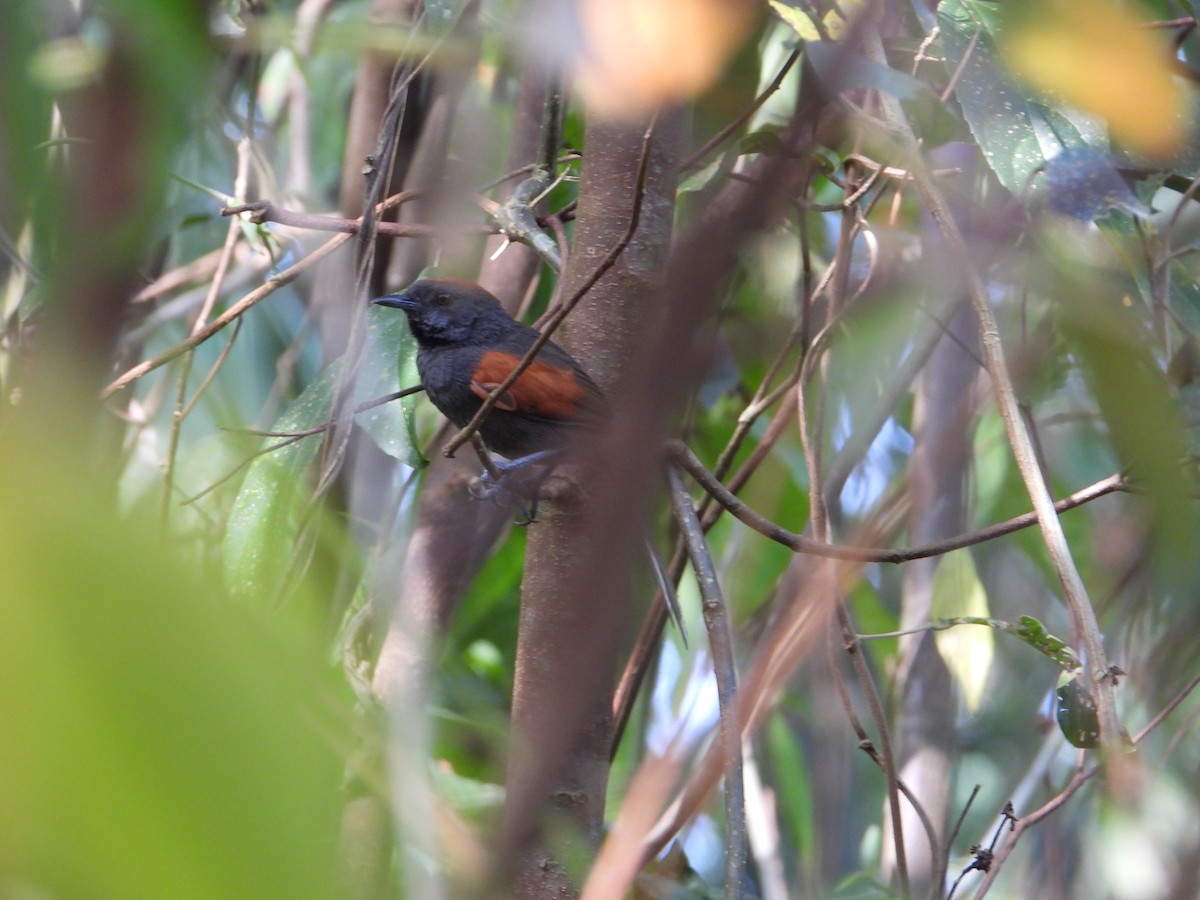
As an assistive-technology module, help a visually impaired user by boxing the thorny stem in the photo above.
[103,187,418,398]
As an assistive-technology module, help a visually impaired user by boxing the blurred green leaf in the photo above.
[0,433,345,899]
[223,368,332,599]
[765,713,818,875]
[1057,281,1197,570]
[356,306,421,464]
[768,1,820,40]
[937,0,1104,193]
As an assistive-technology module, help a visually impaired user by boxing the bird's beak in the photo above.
[372,293,418,311]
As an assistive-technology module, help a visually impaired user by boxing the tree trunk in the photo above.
[502,113,683,897]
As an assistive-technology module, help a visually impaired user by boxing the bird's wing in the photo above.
[470,350,600,422]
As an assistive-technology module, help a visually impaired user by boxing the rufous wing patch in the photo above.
[472,350,586,420]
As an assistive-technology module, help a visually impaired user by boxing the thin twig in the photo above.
[877,28,1124,755]
[185,385,426,505]
[103,183,427,399]
[972,671,1200,896]
[946,784,981,859]
[220,199,497,237]
[794,222,910,897]
[681,47,803,173]
[181,317,245,421]
[160,135,253,527]
[107,234,344,396]
[671,442,1128,564]
[666,465,746,899]
[183,432,312,505]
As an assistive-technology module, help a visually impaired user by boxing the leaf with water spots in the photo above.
[937,0,1103,194]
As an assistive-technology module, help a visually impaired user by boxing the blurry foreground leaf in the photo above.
[1058,286,1197,571]
[1000,0,1191,159]
[575,0,757,118]
[0,430,346,899]
[1043,147,1150,220]
[805,41,958,145]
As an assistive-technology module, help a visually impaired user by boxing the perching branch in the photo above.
[972,669,1200,897]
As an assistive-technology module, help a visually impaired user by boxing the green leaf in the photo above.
[931,549,993,712]
[223,368,333,599]
[766,713,819,873]
[0,432,346,899]
[937,0,1104,193]
[223,306,421,600]
[1056,672,1101,749]
[1011,615,1081,671]
[1058,282,1197,570]
[767,1,820,40]
[935,615,1080,671]
[355,305,421,464]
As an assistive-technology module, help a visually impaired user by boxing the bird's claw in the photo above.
[467,469,541,524]
[468,469,504,501]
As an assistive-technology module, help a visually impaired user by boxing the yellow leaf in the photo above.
[768,1,819,41]
[931,550,993,714]
[576,0,757,118]
[822,0,869,41]
[1001,0,1192,158]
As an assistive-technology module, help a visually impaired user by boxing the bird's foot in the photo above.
[467,450,561,523]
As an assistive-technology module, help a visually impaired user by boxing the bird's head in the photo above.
[373,278,504,346]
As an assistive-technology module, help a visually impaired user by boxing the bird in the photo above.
[374,277,688,643]
[372,277,605,471]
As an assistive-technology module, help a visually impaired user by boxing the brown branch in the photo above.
[864,27,1123,755]
[220,199,498,237]
[670,441,1129,564]
[824,636,943,887]
[162,137,254,526]
[185,386,426,505]
[105,233,350,397]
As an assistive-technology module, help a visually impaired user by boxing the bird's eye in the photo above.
[434,294,451,307]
